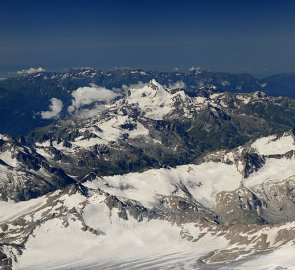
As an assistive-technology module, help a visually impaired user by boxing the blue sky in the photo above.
[1,0,295,76]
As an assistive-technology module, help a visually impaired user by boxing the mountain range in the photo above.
[1,68,295,136]
[0,75,295,269]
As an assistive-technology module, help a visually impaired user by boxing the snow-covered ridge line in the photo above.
[78,130,295,215]
[2,174,295,269]
[197,130,295,169]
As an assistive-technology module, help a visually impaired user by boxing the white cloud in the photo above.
[77,104,107,118]
[168,81,186,90]
[122,81,146,90]
[188,66,207,73]
[41,98,63,119]
[68,84,118,113]
[17,67,46,75]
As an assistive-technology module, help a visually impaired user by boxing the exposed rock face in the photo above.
[214,187,267,225]
[242,152,265,178]
[0,134,75,201]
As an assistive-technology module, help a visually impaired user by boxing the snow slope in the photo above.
[1,131,295,269]
[11,185,295,270]
[17,215,228,270]
[86,162,241,209]
[252,132,295,155]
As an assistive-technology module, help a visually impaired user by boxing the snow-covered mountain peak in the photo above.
[146,78,163,89]
[128,79,169,98]
[0,134,10,142]
[125,80,187,120]
[235,91,269,105]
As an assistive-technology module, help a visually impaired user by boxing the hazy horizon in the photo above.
[1,65,295,80]
[1,0,295,77]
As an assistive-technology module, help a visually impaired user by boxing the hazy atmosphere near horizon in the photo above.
[1,1,295,270]
[1,0,295,76]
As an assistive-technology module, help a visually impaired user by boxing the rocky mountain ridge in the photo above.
[29,80,295,178]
